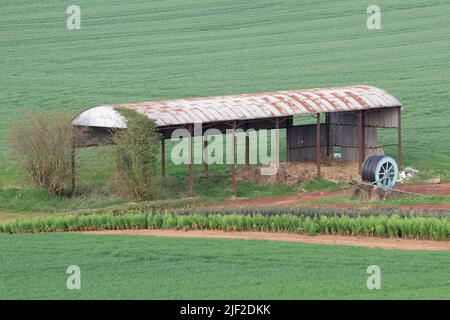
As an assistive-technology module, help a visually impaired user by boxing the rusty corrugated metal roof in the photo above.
[72,85,401,128]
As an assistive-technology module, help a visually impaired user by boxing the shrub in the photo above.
[112,109,161,201]
[9,112,74,195]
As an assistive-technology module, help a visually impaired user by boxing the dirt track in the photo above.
[84,229,450,251]
[399,183,450,196]
[207,183,450,211]
[208,189,350,208]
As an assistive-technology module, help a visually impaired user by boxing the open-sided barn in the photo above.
[72,85,402,195]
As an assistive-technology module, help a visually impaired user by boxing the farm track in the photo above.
[398,183,450,196]
[206,183,450,211]
[84,229,450,251]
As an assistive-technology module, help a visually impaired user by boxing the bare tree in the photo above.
[9,112,74,195]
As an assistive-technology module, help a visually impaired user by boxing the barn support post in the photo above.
[203,137,209,176]
[275,117,280,181]
[71,137,76,197]
[362,112,365,163]
[397,106,402,170]
[231,121,237,196]
[188,124,193,197]
[245,134,250,166]
[358,111,365,173]
[325,113,332,160]
[286,116,292,162]
[316,113,321,177]
[161,138,166,178]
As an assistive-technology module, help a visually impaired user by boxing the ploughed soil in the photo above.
[84,229,450,251]
[207,183,450,211]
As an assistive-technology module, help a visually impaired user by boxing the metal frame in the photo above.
[203,138,209,176]
[71,140,76,197]
[325,113,331,160]
[286,116,293,162]
[188,124,193,196]
[316,113,321,177]
[231,121,237,196]
[70,105,403,198]
[397,106,402,170]
[161,139,166,178]
[358,110,365,173]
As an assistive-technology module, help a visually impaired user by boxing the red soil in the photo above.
[206,183,450,211]
[398,183,450,196]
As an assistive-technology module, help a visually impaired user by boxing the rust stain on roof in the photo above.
[72,85,402,128]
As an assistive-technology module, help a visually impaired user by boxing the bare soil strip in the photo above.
[399,183,450,196]
[83,229,450,251]
[206,183,450,211]
[206,189,350,208]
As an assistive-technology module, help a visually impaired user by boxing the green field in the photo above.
[1,0,450,192]
[1,0,450,301]
[1,233,449,299]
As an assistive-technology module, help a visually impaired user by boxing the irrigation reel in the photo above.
[352,155,402,200]
[362,155,399,191]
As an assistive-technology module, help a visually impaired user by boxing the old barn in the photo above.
[72,85,402,195]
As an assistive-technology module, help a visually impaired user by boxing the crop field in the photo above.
[1,0,450,190]
[1,0,450,301]
[1,233,450,299]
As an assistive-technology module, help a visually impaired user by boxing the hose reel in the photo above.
[362,155,399,190]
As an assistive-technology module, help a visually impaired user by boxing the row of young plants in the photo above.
[1,212,449,240]
[170,206,450,218]
[66,202,450,219]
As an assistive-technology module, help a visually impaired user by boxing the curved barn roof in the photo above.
[72,85,401,128]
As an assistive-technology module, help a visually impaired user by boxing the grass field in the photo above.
[1,233,449,299]
[1,0,450,194]
[1,1,450,301]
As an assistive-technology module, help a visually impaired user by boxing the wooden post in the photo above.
[275,117,280,181]
[232,121,237,196]
[362,112,366,164]
[71,138,76,197]
[325,113,332,160]
[188,124,193,196]
[316,113,321,177]
[245,134,250,166]
[358,111,365,173]
[397,106,402,170]
[203,138,208,176]
[161,139,166,177]
[286,116,292,162]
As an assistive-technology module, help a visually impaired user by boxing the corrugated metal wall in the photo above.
[289,109,395,162]
[289,124,327,161]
